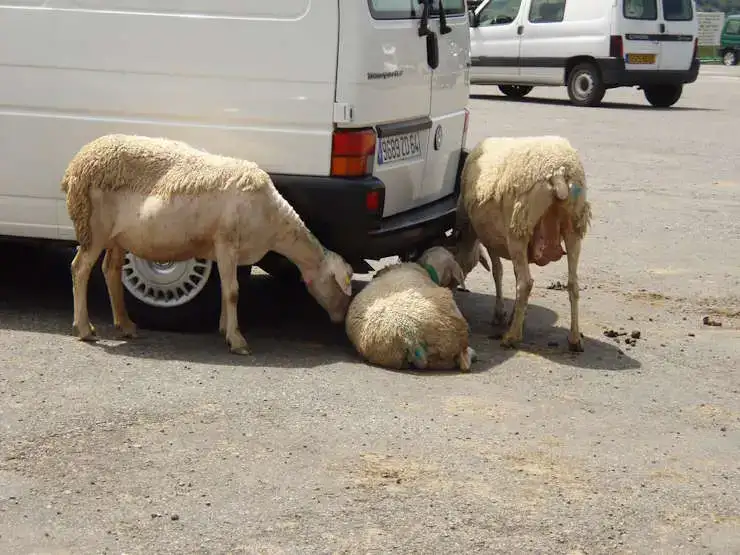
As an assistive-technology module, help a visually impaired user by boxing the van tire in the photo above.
[120,254,238,333]
[643,84,683,108]
[722,49,738,66]
[566,63,606,107]
[498,85,533,99]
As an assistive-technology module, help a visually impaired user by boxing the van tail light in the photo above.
[331,128,376,177]
[462,107,470,141]
[609,35,624,59]
[692,37,698,59]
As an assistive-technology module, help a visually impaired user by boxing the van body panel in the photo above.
[655,0,697,71]
[336,2,468,218]
[520,2,611,83]
[470,1,524,82]
[0,0,339,239]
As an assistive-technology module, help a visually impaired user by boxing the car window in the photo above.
[368,0,466,20]
[477,0,523,26]
[726,19,740,35]
[623,0,657,20]
[528,0,566,23]
[662,0,692,21]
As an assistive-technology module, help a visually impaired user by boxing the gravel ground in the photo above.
[1,66,739,554]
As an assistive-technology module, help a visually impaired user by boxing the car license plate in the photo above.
[378,131,422,165]
[626,53,656,64]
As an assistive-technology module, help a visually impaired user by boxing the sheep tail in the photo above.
[549,167,569,201]
[61,172,93,249]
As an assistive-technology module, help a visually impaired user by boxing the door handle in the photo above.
[659,23,665,33]
[517,25,524,35]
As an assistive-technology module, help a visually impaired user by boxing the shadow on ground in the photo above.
[0,240,639,372]
[469,93,717,112]
[453,287,641,372]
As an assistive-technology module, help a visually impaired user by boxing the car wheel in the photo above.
[643,84,683,108]
[722,49,738,66]
[121,254,234,332]
[498,85,534,99]
[566,63,606,107]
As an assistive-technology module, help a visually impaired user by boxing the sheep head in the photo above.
[415,246,467,290]
[302,250,354,323]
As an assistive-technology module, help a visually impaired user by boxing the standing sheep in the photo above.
[448,135,592,352]
[61,133,354,355]
[345,246,476,372]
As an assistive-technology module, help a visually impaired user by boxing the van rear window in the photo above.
[368,0,466,20]
[662,0,692,21]
[623,0,657,20]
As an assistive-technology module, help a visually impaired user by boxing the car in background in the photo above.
[468,0,700,108]
[720,14,740,66]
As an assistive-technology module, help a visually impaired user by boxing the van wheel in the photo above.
[566,63,606,107]
[121,254,229,332]
[722,49,738,66]
[643,84,683,108]
[498,85,533,99]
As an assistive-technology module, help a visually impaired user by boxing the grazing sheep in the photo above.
[345,246,476,372]
[61,133,354,355]
[448,135,592,352]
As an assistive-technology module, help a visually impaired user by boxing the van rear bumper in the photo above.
[597,57,700,87]
[269,149,467,267]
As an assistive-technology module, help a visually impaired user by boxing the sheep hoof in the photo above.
[568,339,584,353]
[229,344,252,356]
[500,333,520,350]
[115,323,138,339]
[73,323,98,342]
[491,311,507,326]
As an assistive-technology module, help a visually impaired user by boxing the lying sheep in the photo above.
[448,135,592,352]
[61,133,354,355]
[345,246,476,372]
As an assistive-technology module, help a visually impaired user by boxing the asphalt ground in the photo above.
[1,65,739,554]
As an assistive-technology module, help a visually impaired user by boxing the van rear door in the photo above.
[657,0,696,71]
[619,0,662,71]
[335,1,469,218]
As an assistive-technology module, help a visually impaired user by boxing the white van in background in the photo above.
[0,0,471,330]
[468,0,700,107]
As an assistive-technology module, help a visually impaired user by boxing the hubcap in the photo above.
[573,72,594,100]
[724,52,736,66]
[121,254,213,308]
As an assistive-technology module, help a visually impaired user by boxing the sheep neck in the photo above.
[271,221,326,276]
[420,263,440,285]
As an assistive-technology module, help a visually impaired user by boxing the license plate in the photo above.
[378,131,422,165]
[626,53,656,64]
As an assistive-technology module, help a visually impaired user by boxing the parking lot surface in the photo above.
[1,66,739,554]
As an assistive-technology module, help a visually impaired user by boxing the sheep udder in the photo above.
[528,202,570,266]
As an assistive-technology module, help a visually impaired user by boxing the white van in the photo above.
[468,0,700,107]
[0,0,471,330]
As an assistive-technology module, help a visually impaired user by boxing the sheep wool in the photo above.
[345,262,473,372]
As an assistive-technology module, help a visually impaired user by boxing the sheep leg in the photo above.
[71,244,104,341]
[486,247,506,325]
[563,231,584,352]
[102,247,137,339]
[215,245,250,355]
[219,294,227,337]
[500,238,532,349]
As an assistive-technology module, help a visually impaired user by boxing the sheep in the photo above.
[345,246,476,372]
[447,135,592,352]
[60,133,354,355]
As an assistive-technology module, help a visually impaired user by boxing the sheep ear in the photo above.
[334,267,353,296]
[478,246,491,272]
[450,260,466,289]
